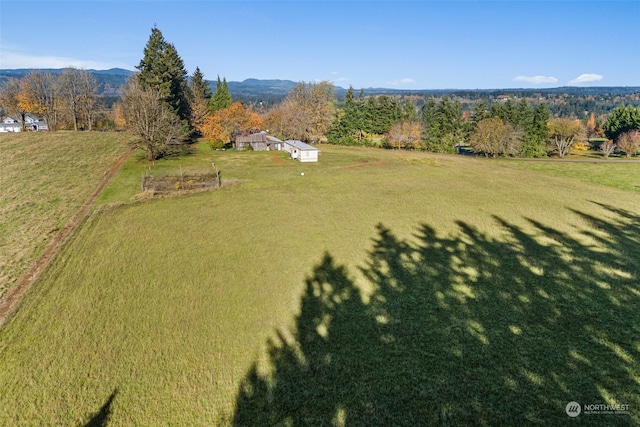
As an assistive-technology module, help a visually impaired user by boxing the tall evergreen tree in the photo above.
[361,96,377,134]
[521,103,550,157]
[401,98,417,121]
[603,105,640,141]
[136,26,190,124]
[189,66,212,100]
[342,86,362,136]
[209,76,233,114]
[421,96,463,153]
[188,67,213,134]
[328,86,363,144]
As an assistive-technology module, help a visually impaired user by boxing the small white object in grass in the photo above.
[301,172,304,176]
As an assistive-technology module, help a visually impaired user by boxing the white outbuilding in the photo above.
[283,140,319,162]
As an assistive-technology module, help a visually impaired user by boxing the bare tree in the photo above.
[119,77,189,161]
[21,71,58,130]
[616,130,640,158]
[599,140,616,158]
[58,68,83,131]
[78,70,99,130]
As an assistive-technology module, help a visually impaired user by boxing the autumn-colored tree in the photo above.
[469,117,521,157]
[0,77,27,131]
[19,71,58,130]
[262,104,289,141]
[113,104,126,129]
[586,112,597,140]
[616,130,640,157]
[386,120,422,150]
[266,81,336,143]
[546,118,585,158]
[202,101,262,149]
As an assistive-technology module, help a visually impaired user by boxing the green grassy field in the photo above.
[499,158,640,192]
[0,139,638,425]
[0,132,131,300]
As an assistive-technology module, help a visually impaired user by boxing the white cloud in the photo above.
[513,75,558,84]
[569,73,603,84]
[0,49,129,70]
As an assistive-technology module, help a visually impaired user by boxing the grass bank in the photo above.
[0,131,131,299]
[0,143,638,425]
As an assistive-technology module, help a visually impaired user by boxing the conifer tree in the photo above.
[136,26,190,124]
[421,96,462,153]
[209,76,233,114]
[189,66,212,100]
[188,67,213,134]
[603,105,640,142]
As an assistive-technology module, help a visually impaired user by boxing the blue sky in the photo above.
[1,1,638,89]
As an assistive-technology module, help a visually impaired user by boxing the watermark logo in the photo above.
[566,401,581,417]
[565,401,630,417]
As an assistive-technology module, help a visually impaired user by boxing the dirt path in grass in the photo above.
[0,150,133,329]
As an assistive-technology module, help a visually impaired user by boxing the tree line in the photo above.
[0,68,103,131]
[3,26,638,160]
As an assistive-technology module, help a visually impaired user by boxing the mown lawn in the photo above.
[0,131,131,299]
[0,141,638,425]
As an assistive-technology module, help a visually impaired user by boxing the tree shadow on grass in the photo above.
[232,204,639,426]
[82,389,117,427]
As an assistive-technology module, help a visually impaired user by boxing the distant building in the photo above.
[233,132,320,162]
[283,140,320,163]
[235,132,282,151]
[0,114,48,132]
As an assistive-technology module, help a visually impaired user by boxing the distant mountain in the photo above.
[0,68,638,105]
[0,67,133,76]
[227,78,296,96]
[0,68,134,96]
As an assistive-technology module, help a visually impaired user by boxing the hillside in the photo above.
[0,68,134,96]
[0,132,131,301]
[2,68,638,105]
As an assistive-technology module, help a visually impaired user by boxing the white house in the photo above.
[0,117,21,132]
[283,140,320,162]
[0,114,48,132]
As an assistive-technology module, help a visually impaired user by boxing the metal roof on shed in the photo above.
[284,140,318,151]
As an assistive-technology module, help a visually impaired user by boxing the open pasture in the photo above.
[0,142,639,425]
[0,132,131,300]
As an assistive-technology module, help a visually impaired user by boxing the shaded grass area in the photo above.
[0,144,638,425]
[0,132,131,299]
[234,206,640,426]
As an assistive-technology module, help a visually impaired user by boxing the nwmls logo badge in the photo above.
[566,401,581,417]
[565,401,631,417]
